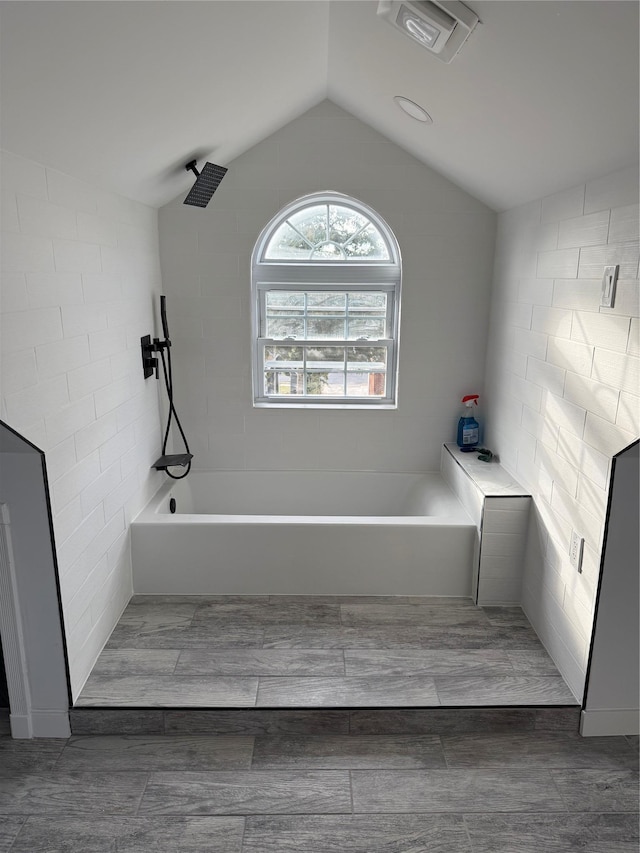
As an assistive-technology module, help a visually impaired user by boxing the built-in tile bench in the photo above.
[441,443,531,606]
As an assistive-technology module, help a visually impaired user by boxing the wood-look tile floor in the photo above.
[1,710,637,852]
[76,596,577,708]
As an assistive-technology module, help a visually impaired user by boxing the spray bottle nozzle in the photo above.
[461,394,479,406]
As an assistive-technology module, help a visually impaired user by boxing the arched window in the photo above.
[251,193,401,407]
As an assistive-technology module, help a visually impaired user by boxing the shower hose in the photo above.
[158,342,191,480]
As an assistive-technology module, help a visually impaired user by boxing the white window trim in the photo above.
[251,192,402,409]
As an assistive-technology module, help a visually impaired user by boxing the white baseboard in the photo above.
[10,710,71,739]
[9,713,32,739]
[31,710,71,738]
[580,708,640,737]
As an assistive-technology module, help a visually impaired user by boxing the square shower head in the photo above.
[183,161,228,208]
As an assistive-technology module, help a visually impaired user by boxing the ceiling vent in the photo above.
[377,0,479,63]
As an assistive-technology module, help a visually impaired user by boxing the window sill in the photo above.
[253,400,398,410]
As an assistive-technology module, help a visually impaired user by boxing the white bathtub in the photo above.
[131,471,476,596]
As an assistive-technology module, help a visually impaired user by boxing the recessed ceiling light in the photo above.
[393,96,433,123]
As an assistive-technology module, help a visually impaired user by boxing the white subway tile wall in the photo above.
[0,150,164,699]
[485,164,639,700]
[158,100,497,474]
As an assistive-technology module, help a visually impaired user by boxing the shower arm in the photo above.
[185,160,200,179]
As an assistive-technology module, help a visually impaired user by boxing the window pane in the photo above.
[310,242,344,259]
[287,205,328,245]
[306,346,345,396]
[267,292,305,309]
[265,345,303,367]
[263,204,391,263]
[261,341,390,399]
[306,372,338,395]
[308,318,345,338]
[347,346,387,366]
[348,292,387,310]
[346,372,386,397]
[328,206,369,244]
[346,347,387,397]
[306,346,345,366]
[343,224,390,259]
[264,223,312,260]
[347,317,385,339]
[307,293,346,314]
[265,370,304,395]
[267,317,305,338]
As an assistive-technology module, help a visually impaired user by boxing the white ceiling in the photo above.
[1,1,638,212]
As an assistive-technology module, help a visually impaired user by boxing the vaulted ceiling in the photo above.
[1,1,638,211]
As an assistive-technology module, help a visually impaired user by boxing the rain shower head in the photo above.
[183,159,227,207]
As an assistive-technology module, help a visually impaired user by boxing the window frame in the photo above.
[251,192,402,409]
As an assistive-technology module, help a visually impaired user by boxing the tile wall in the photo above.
[158,100,497,474]
[0,151,165,698]
[484,164,639,698]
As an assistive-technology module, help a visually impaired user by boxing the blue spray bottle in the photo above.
[457,394,480,452]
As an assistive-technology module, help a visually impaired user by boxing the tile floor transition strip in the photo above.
[533,707,583,731]
[347,708,542,736]
[68,709,166,736]
[68,706,582,737]
[163,710,352,736]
